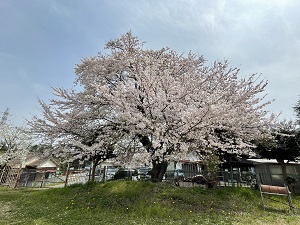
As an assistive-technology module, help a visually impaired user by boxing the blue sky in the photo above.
[1,0,300,125]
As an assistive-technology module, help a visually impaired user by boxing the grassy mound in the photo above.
[0,181,300,224]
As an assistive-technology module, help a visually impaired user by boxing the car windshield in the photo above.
[138,168,151,174]
[107,168,119,174]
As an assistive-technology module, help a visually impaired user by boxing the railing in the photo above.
[2,166,299,192]
[163,169,257,188]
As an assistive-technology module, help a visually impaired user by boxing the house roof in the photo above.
[26,157,57,169]
[26,158,42,167]
[246,159,300,165]
[7,156,58,169]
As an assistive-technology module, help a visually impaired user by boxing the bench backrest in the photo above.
[260,184,289,195]
[259,183,294,211]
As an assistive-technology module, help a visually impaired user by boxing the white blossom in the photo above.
[31,32,275,175]
[0,113,32,165]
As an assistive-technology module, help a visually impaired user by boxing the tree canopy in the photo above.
[255,120,300,192]
[30,32,274,181]
[294,99,300,125]
[0,109,32,166]
[255,121,300,161]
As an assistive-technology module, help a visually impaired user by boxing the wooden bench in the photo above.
[259,184,294,210]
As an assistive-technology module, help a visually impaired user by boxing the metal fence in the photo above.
[1,167,256,188]
[163,169,257,188]
[5,165,300,191]
[0,167,65,188]
[17,169,65,188]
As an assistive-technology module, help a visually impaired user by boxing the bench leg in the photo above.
[259,184,265,210]
[287,194,294,211]
[261,194,265,210]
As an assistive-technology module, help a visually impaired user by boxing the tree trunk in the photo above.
[277,159,293,193]
[151,161,168,182]
[90,157,99,182]
[136,134,168,182]
[64,162,70,187]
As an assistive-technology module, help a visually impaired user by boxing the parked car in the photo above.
[136,167,151,180]
[105,167,119,181]
[113,168,136,180]
[137,167,151,175]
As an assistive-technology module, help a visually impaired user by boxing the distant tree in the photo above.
[0,108,9,126]
[294,99,300,124]
[0,109,32,166]
[255,120,300,191]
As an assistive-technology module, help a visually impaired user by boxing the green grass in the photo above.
[1,181,300,224]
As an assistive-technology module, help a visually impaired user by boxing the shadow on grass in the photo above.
[263,206,296,215]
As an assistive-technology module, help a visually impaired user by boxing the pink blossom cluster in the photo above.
[29,32,276,169]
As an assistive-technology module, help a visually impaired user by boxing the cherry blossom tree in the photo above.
[29,88,122,181]
[72,32,273,181]
[0,109,32,166]
[30,32,275,182]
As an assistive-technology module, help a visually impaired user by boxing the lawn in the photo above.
[0,181,300,225]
